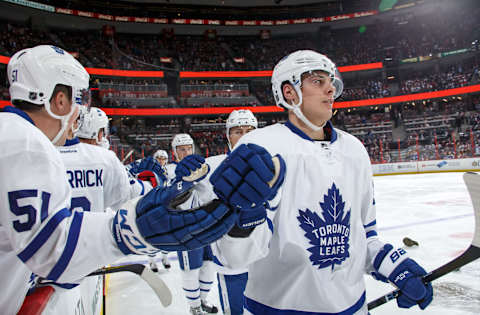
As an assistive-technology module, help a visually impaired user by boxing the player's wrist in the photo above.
[227,225,256,237]
[112,197,160,256]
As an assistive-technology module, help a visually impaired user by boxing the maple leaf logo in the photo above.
[297,183,351,270]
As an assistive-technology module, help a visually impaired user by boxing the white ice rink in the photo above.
[105,172,480,314]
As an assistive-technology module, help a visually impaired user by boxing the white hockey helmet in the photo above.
[171,133,194,160]
[153,149,168,160]
[77,106,110,149]
[226,109,258,150]
[271,50,343,131]
[7,45,91,144]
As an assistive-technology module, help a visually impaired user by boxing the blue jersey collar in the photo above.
[284,120,337,143]
[3,106,35,126]
[64,137,80,146]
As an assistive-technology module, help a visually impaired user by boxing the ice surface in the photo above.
[106,172,480,314]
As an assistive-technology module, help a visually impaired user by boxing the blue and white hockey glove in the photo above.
[372,244,433,309]
[112,180,237,253]
[210,143,285,211]
[175,154,209,183]
[128,157,164,179]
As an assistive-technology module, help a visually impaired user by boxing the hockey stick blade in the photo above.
[368,172,480,310]
[89,264,173,307]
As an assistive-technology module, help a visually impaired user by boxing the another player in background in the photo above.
[169,133,219,315]
[0,45,237,314]
[150,149,172,270]
[154,149,169,168]
[62,106,155,211]
[209,50,433,314]
[191,109,258,315]
[38,106,156,314]
[165,133,194,183]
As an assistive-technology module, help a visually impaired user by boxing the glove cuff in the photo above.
[112,197,160,255]
[373,243,410,278]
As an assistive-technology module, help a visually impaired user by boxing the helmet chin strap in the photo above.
[44,100,78,145]
[292,106,327,132]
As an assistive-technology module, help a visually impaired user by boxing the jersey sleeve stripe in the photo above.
[267,217,273,233]
[18,208,71,263]
[366,230,378,238]
[46,211,84,281]
[363,220,376,228]
[137,179,145,195]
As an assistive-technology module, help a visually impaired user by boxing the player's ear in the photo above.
[50,84,72,116]
[282,83,298,105]
[50,87,72,116]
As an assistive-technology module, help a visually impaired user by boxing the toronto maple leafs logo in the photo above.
[297,183,351,270]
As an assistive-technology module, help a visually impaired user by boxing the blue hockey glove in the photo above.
[210,143,286,211]
[232,204,267,230]
[373,244,433,310]
[175,154,209,183]
[113,180,237,253]
[128,157,164,179]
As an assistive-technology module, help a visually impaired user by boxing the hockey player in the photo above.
[191,109,258,315]
[209,50,433,314]
[0,45,242,314]
[62,105,157,213]
[165,133,194,183]
[154,149,169,167]
[150,149,172,270]
[168,133,219,315]
[76,106,110,149]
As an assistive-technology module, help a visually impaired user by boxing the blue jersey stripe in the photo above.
[267,217,274,234]
[245,291,365,315]
[366,230,378,238]
[137,179,145,195]
[363,220,376,228]
[47,211,84,281]
[18,208,71,262]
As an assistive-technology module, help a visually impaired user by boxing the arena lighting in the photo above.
[85,68,164,77]
[2,85,480,112]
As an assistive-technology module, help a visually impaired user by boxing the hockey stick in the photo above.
[368,172,480,310]
[121,149,135,164]
[38,263,172,307]
[88,264,172,307]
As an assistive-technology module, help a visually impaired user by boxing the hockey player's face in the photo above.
[176,145,193,161]
[300,71,336,124]
[156,157,167,166]
[228,126,255,148]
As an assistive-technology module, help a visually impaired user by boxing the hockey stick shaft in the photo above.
[368,172,480,310]
[121,149,134,164]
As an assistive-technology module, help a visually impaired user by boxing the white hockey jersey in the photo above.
[192,154,248,276]
[57,138,150,212]
[0,108,124,314]
[165,162,177,185]
[212,121,384,314]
